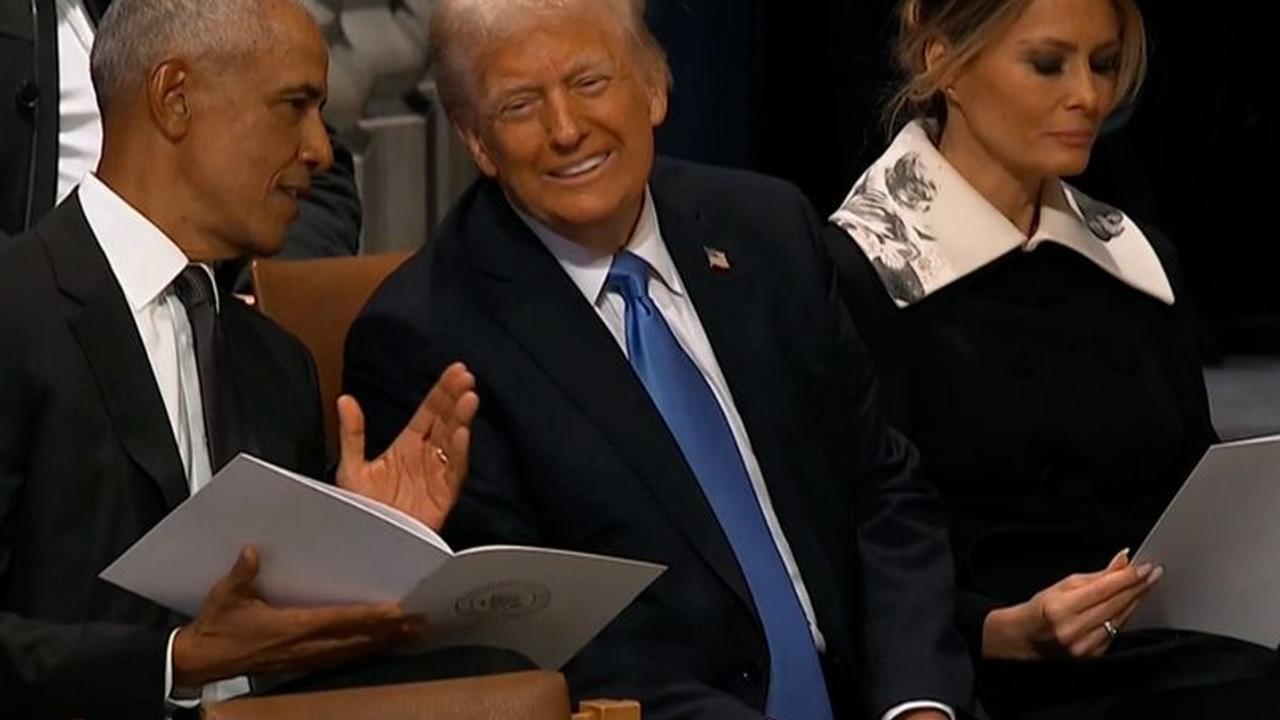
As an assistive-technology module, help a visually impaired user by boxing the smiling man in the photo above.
[0,1,480,717]
[342,1,974,719]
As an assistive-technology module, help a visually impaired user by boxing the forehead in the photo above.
[472,9,633,91]
[1004,0,1122,44]
[244,2,329,85]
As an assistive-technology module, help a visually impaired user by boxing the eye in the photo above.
[1091,52,1121,75]
[499,96,539,119]
[575,74,610,94]
[1028,53,1065,76]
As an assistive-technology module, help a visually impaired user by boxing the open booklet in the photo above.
[101,454,666,669]
[1129,434,1280,648]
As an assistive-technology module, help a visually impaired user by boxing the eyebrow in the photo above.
[278,83,326,101]
[1018,37,1121,53]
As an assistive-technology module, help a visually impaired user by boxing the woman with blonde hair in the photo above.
[824,0,1279,716]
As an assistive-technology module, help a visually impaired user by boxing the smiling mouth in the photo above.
[547,152,612,181]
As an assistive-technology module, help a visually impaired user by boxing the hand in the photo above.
[982,549,1162,661]
[172,547,422,687]
[336,362,479,531]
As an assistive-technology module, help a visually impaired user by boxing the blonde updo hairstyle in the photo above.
[886,0,1149,132]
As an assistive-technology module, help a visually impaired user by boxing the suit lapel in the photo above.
[463,182,755,615]
[41,197,190,511]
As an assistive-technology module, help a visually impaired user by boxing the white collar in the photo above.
[78,173,218,312]
[513,187,686,303]
[829,120,1174,308]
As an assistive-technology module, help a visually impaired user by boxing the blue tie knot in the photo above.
[606,251,652,306]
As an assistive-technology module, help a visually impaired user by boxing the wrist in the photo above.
[982,603,1040,660]
[172,625,225,688]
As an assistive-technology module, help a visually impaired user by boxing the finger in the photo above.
[335,395,368,486]
[287,602,409,639]
[1061,563,1150,611]
[1068,578,1152,643]
[220,546,262,597]
[404,364,475,440]
[1057,549,1131,591]
[1112,581,1155,629]
[1076,587,1153,659]
[252,631,405,676]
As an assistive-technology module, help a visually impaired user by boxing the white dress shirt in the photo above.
[517,192,953,720]
[78,174,249,709]
[54,0,103,203]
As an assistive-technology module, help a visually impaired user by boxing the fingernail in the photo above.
[1111,548,1131,566]
[1136,563,1153,579]
[1147,566,1164,584]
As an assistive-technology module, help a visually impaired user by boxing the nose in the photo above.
[543,89,587,152]
[1065,62,1102,116]
[299,111,335,174]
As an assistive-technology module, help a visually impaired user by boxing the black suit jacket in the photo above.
[0,0,361,264]
[344,158,973,719]
[0,198,325,719]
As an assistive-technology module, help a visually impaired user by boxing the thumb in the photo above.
[336,395,367,488]
[216,546,261,599]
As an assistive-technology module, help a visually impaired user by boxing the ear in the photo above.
[924,36,950,76]
[646,76,669,128]
[148,60,193,141]
[454,120,498,179]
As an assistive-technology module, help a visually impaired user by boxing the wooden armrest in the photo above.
[202,670,572,719]
[573,699,641,720]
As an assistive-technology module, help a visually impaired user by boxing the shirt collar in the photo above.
[829,120,1175,308]
[513,187,685,304]
[78,173,218,312]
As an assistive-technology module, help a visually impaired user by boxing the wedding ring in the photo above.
[1102,620,1118,639]
[432,446,450,467]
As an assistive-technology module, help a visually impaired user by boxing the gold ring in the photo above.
[432,446,450,467]
[1102,620,1118,639]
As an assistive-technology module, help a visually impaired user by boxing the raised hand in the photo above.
[336,362,479,531]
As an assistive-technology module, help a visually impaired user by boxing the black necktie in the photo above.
[172,265,239,472]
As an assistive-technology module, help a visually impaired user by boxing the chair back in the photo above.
[252,252,411,460]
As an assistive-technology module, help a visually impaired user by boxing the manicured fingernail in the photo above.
[1136,563,1153,579]
[1147,566,1164,584]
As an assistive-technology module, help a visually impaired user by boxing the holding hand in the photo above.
[172,547,423,687]
[983,549,1162,660]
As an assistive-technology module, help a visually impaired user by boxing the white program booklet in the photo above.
[1129,434,1280,648]
[101,454,665,669]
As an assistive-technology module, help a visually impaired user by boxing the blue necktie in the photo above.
[606,252,834,720]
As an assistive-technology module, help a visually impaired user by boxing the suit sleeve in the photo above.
[0,335,171,719]
[797,188,975,717]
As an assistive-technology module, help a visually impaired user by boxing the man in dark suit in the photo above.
[0,1,479,717]
[0,0,362,270]
[344,1,973,718]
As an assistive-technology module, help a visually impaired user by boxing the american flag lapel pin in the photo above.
[704,246,731,271]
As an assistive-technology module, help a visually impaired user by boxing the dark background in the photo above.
[647,1,1280,356]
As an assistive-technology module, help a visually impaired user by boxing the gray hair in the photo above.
[429,0,672,128]
[90,0,300,115]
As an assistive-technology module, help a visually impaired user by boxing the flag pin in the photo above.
[704,246,731,271]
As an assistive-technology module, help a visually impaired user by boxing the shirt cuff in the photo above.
[165,628,203,710]
[883,700,955,720]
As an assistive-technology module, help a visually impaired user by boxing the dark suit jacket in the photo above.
[0,198,325,719]
[0,0,361,265]
[822,222,1216,661]
[344,158,973,719]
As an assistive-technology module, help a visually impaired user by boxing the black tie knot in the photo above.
[173,265,217,313]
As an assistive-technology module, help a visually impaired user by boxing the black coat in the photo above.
[0,198,325,718]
